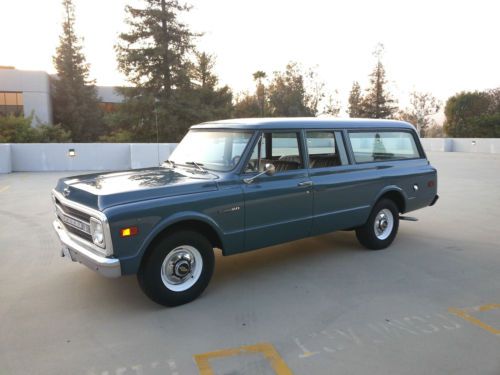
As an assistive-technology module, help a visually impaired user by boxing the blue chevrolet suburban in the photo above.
[52,118,438,306]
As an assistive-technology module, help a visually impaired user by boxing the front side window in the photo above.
[348,131,421,163]
[245,132,303,173]
[169,130,252,172]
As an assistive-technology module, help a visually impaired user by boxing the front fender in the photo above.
[119,211,225,275]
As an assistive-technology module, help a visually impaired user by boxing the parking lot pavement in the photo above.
[0,152,499,375]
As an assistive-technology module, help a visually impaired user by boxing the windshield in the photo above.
[169,130,253,172]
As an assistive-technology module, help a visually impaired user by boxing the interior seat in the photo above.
[309,155,340,168]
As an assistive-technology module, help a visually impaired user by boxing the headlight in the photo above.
[90,217,105,248]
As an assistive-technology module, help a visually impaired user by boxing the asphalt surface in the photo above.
[0,152,499,375]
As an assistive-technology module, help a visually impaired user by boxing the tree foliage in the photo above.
[398,91,440,136]
[52,0,103,141]
[268,62,321,117]
[233,63,328,119]
[0,115,71,143]
[346,46,397,119]
[322,92,341,117]
[253,71,267,117]
[186,52,233,124]
[233,93,261,118]
[112,0,231,142]
[348,81,363,117]
[360,61,397,119]
[116,0,197,99]
[443,91,494,137]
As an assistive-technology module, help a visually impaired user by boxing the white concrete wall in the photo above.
[449,138,500,153]
[8,143,176,172]
[420,138,453,152]
[11,143,131,172]
[420,138,500,153]
[130,143,177,169]
[0,144,12,173]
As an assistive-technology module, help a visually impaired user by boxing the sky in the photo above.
[1,0,499,114]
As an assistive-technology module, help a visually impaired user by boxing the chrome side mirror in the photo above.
[243,163,276,184]
[264,163,276,176]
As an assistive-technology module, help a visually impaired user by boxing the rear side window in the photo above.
[306,131,347,168]
[348,131,421,163]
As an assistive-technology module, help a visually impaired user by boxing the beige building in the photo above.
[0,66,52,126]
[0,66,123,126]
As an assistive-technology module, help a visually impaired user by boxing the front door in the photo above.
[242,131,313,251]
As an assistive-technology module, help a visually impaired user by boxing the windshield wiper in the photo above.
[185,161,207,174]
[162,159,176,168]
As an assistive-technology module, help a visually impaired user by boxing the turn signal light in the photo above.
[120,226,138,238]
[427,180,436,188]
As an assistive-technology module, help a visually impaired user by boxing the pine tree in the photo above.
[360,61,397,118]
[348,81,363,117]
[360,45,397,119]
[115,0,199,141]
[52,0,103,141]
[185,52,233,124]
[323,92,341,117]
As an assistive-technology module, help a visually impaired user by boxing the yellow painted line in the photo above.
[449,305,500,335]
[478,303,500,312]
[193,342,293,375]
[0,185,10,193]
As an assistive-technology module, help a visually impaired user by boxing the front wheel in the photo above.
[137,230,215,307]
[355,199,399,250]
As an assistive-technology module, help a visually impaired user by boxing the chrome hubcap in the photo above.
[374,209,394,240]
[161,246,203,292]
[172,255,193,280]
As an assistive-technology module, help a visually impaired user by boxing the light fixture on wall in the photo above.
[68,148,76,157]
[471,140,477,146]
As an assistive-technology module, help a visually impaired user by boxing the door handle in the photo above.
[297,181,313,187]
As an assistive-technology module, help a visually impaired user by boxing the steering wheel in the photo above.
[231,155,241,166]
[246,160,256,172]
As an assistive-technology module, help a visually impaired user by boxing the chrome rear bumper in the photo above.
[53,219,121,278]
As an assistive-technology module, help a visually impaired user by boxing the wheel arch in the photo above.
[373,186,407,213]
[131,212,224,274]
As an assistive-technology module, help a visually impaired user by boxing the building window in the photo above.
[0,92,24,116]
[99,102,120,113]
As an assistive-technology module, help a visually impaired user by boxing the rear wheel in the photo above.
[137,230,214,306]
[355,199,399,250]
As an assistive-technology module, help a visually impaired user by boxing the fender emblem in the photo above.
[220,206,241,214]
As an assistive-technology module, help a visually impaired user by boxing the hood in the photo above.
[55,167,218,210]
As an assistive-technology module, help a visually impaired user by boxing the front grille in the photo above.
[55,201,93,244]
[65,224,93,242]
[55,198,91,222]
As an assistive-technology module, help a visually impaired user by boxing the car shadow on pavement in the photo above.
[55,231,362,311]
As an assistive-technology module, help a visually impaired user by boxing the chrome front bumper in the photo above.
[53,219,121,278]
